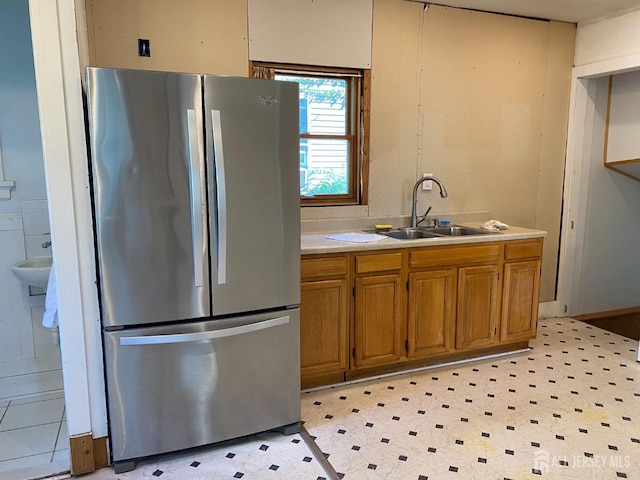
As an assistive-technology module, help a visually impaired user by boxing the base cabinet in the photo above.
[300,279,349,377]
[300,237,543,388]
[407,269,456,358]
[456,265,501,350]
[500,240,543,342]
[300,255,349,387]
[352,252,404,369]
[500,261,540,342]
[353,273,403,368]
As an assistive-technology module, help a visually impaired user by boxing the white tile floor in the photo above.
[58,318,640,479]
[0,391,69,480]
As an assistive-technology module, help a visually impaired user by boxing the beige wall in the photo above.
[86,0,248,75]
[369,2,574,301]
[83,0,575,302]
[536,21,576,302]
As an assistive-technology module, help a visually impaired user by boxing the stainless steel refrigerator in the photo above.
[85,67,301,473]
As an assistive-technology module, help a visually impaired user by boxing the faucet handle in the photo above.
[416,206,432,227]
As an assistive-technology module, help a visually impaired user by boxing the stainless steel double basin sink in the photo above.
[373,225,495,240]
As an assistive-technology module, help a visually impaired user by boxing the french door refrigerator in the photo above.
[86,67,301,473]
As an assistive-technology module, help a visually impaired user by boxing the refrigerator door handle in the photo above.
[211,109,227,285]
[186,109,205,287]
[119,315,290,346]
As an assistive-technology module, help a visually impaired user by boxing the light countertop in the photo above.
[301,222,546,255]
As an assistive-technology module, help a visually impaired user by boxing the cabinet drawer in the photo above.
[355,252,402,274]
[301,255,348,279]
[410,244,500,269]
[505,240,543,260]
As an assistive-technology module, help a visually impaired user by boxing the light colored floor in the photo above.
[0,354,64,404]
[61,318,640,479]
[0,390,69,480]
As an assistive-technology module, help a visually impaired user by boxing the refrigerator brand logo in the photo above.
[260,96,279,105]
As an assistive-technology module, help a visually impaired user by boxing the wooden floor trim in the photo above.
[70,434,109,474]
[573,305,640,322]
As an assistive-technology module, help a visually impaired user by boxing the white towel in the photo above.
[481,220,509,232]
[42,260,59,329]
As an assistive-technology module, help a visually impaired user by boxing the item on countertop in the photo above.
[327,232,388,243]
[481,220,509,231]
[374,224,393,231]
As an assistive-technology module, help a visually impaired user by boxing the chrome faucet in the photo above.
[410,175,448,227]
[41,241,52,249]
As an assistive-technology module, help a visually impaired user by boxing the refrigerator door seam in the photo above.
[119,315,290,346]
[211,109,227,285]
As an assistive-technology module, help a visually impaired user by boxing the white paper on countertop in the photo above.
[326,232,388,243]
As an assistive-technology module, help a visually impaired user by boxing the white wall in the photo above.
[575,8,640,67]
[558,8,640,316]
[0,215,29,362]
[0,0,46,208]
[0,0,57,365]
[574,76,640,313]
[605,71,640,165]
[248,0,373,68]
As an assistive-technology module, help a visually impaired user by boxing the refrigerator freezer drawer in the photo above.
[103,309,300,464]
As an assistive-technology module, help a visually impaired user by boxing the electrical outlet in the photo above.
[422,173,433,191]
[138,39,151,57]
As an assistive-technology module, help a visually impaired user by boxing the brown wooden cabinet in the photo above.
[500,240,543,343]
[353,273,403,368]
[300,255,349,387]
[408,243,502,353]
[300,279,349,375]
[300,236,543,388]
[456,264,501,349]
[407,268,456,358]
[352,252,404,369]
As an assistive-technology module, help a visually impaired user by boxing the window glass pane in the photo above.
[300,139,350,196]
[277,75,346,135]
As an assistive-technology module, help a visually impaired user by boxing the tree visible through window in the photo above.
[252,63,369,206]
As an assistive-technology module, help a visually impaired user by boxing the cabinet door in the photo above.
[353,274,403,368]
[501,260,541,342]
[300,279,349,378]
[456,265,501,349]
[408,269,456,358]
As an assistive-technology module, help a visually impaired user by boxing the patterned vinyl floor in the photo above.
[80,317,640,480]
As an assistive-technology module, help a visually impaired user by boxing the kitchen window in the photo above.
[251,62,370,206]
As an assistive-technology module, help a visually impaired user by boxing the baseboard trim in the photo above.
[94,436,109,469]
[303,344,531,394]
[70,434,93,475]
[573,306,640,322]
[538,301,557,319]
[69,434,108,475]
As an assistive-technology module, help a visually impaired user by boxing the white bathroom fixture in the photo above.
[11,256,52,289]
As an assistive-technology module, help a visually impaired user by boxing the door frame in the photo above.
[28,0,107,473]
[556,53,640,317]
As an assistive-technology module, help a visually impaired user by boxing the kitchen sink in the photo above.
[378,228,443,240]
[366,225,497,240]
[426,225,495,236]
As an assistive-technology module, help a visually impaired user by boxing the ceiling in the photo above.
[410,0,640,23]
